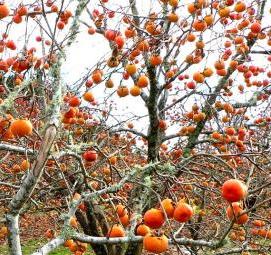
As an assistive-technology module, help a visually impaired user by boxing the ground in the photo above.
[0,211,267,255]
[0,239,72,255]
[0,211,93,254]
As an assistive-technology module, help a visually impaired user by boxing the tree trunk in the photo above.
[78,201,110,255]
[6,214,21,255]
[146,64,161,162]
[124,242,143,255]
[126,64,162,254]
[7,125,58,255]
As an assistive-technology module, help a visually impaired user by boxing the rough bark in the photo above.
[146,65,161,162]
[6,125,57,255]
[84,201,109,255]
[31,238,64,255]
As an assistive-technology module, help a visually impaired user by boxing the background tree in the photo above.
[0,0,271,255]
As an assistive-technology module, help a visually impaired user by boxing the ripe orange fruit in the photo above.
[2,128,14,140]
[45,229,55,239]
[234,1,246,12]
[6,40,16,50]
[105,79,114,88]
[225,127,235,136]
[137,75,149,88]
[158,120,167,131]
[221,179,247,202]
[107,224,125,237]
[69,96,81,107]
[214,60,225,70]
[51,5,58,13]
[193,72,205,83]
[73,193,81,200]
[226,202,248,225]
[187,33,196,42]
[13,14,22,24]
[68,242,78,252]
[143,233,169,254]
[167,12,179,23]
[193,112,206,122]
[223,103,234,113]
[250,22,261,33]
[119,214,129,227]
[165,70,174,79]
[64,107,77,118]
[69,217,78,228]
[0,226,8,236]
[92,71,103,84]
[10,119,33,137]
[125,28,136,38]
[130,85,141,96]
[196,40,205,49]
[169,0,179,7]
[83,91,94,102]
[203,68,213,77]
[103,167,111,175]
[173,202,193,222]
[161,199,175,218]
[17,5,28,16]
[143,208,165,229]
[186,81,196,89]
[216,69,227,76]
[88,27,96,35]
[57,21,65,30]
[125,64,137,75]
[197,0,208,8]
[83,150,98,162]
[218,7,230,17]
[20,160,30,171]
[193,20,207,31]
[78,202,86,212]
[64,239,74,247]
[117,86,129,97]
[115,36,125,49]
[204,15,214,26]
[0,4,10,19]
[136,224,151,236]
[109,156,117,165]
[137,40,149,52]
[212,131,221,140]
[150,55,162,66]
[116,204,127,217]
[187,3,197,14]
[252,220,265,227]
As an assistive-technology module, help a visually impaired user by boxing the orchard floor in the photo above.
[0,240,177,255]
[0,239,92,255]
[0,211,94,254]
[0,212,268,255]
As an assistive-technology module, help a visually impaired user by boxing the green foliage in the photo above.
[0,239,93,255]
[157,162,175,174]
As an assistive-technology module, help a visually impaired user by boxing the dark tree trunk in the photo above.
[147,132,161,162]
[126,63,164,254]
[76,201,110,255]
[146,65,161,162]
[124,242,143,255]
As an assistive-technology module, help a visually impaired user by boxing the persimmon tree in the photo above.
[0,0,271,255]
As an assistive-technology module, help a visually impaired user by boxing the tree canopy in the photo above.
[0,1,271,255]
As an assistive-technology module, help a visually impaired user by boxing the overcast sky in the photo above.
[2,0,271,137]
